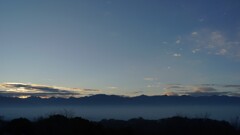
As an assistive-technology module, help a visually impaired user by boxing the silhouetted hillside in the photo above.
[0,115,239,135]
[1,94,240,106]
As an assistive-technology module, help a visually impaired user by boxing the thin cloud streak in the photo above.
[224,85,240,88]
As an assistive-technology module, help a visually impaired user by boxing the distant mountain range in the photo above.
[0,94,240,106]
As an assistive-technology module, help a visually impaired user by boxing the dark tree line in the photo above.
[0,115,239,135]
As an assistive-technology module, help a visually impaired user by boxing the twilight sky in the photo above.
[1,0,240,98]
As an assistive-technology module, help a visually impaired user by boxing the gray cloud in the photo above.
[0,83,100,98]
[228,92,240,97]
[2,83,71,93]
[83,89,100,92]
[163,85,184,93]
[200,84,217,86]
[192,86,217,92]
[163,85,240,97]
[183,86,238,97]
[166,85,183,89]
[224,85,240,88]
[185,91,230,97]
[0,92,78,97]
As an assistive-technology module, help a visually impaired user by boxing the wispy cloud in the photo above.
[147,84,161,88]
[216,48,227,55]
[144,77,156,81]
[173,53,181,57]
[164,84,183,90]
[107,86,118,90]
[192,48,200,54]
[188,29,240,58]
[176,39,181,44]
[191,32,198,35]
[223,85,240,88]
[0,82,100,98]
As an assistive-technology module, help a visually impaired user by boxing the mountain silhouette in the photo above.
[0,94,240,106]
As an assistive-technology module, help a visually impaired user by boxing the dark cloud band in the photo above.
[0,83,100,98]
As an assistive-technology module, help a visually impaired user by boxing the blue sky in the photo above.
[1,0,240,97]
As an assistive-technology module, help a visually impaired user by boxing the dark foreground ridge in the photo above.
[0,115,239,135]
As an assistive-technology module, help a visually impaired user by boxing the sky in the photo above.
[1,0,240,98]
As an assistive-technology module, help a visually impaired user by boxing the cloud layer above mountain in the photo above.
[1,82,240,98]
[163,84,240,97]
[0,83,100,98]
